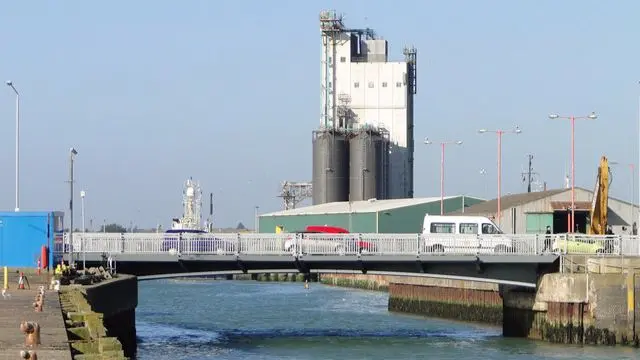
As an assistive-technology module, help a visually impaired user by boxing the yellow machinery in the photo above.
[589,156,610,235]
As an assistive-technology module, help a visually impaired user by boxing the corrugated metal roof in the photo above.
[448,189,566,215]
[262,196,484,216]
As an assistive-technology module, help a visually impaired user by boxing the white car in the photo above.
[422,215,514,254]
[283,232,346,255]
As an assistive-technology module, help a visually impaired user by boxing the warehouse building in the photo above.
[259,195,485,233]
[449,188,638,234]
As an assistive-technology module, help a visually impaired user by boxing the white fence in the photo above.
[53,232,640,257]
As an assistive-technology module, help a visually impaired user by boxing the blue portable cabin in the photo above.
[0,211,64,269]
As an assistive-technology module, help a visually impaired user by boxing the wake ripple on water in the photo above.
[137,320,491,348]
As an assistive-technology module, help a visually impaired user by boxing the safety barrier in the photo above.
[53,232,640,257]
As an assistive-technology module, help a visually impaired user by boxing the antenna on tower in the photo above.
[174,178,203,230]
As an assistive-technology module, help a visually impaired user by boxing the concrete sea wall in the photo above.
[321,274,501,323]
[320,273,389,291]
[61,274,138,359]
[503,273,640,345]
[232,273,318,282]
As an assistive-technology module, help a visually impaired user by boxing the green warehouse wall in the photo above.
[378,196,485,233]
[259,196,485,234]
[259,213,377,233]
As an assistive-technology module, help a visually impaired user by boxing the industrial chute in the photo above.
[589,156,610,235]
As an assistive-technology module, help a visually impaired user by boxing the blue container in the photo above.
[0,211,64,268]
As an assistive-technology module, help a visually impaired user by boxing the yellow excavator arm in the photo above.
[589,156,609,235]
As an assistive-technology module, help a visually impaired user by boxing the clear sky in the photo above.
[0,1,638,229]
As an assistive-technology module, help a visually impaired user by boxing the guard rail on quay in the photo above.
[56,232,640,257]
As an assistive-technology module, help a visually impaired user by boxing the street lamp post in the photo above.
[254,206,259,233]
[424,138,463,215]
[478,127,522,226]
[549,112,598,233]
[80,190,86,270]
[6,81,20,212]
[69,148,78,267]
[80,191,86,233]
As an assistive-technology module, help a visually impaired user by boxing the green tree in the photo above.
[102,223,128,233]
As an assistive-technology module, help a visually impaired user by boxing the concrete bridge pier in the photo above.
[502,271,640,345]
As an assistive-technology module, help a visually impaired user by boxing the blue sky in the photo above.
[0,1,638,229]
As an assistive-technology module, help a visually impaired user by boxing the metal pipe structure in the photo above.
[478,127,521,226]
[69,148,78,267]
[424,138,463,215]
[610,161,636,233]
[5,81,20,212]
[549,112,597,232]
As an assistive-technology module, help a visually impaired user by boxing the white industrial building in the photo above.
[318,10,417,201]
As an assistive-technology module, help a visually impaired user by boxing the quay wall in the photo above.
[82,274,138,357]
[321,273,502,324]
[62,274,138,358]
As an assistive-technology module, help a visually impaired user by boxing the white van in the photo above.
[422,215,513,254]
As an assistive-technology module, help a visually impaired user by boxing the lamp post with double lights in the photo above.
[478,127,521,226]
[549,112,598,233]
[5,81,20,212]
[424,138,463,215]
[69,148,78,267]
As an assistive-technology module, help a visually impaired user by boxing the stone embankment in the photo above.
[58,268,138,359]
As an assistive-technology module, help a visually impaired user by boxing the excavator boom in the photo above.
[589,156,609,235]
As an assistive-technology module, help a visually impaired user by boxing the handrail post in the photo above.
[534,234,538,255]
[236,233,242,255]
[417,234,421,256]
[618,235,623,256]
[120,232,125,253]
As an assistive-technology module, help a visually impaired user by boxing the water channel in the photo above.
[136,280,640,359]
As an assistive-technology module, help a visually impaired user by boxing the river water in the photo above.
[136,280,640,359]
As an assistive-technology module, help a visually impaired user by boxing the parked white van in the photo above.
[422,215,514,254]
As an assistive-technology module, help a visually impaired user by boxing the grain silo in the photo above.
[349,127,389,201]
[312,129,350,204]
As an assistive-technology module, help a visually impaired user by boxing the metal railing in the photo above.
[53,232,640,258]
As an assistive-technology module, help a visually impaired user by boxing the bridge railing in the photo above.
[61,232,640,257]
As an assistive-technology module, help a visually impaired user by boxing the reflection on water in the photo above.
[136,280,640,360]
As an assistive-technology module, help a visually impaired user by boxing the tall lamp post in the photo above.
[5,81,20,212]
[424,138,463,215]
[478,127,521,226]
[549,112,597,233]
[80,190,86,270]
[69,148,78,267]
[80,191,86,233]
[254,206,259,233]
